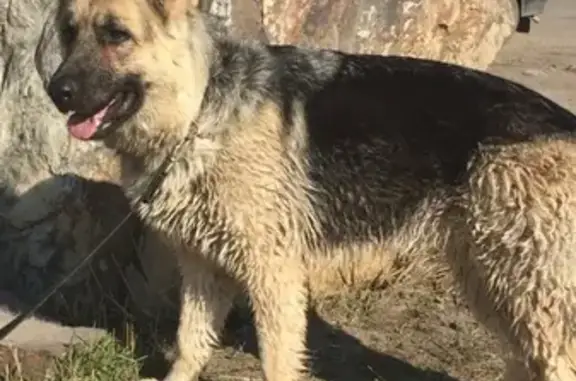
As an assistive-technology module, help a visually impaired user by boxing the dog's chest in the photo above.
[130,173,245,260]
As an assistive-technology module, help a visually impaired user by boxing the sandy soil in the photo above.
[198,279,502,381]
[490,0,576,112]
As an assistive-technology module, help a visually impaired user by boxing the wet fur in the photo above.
[44,0,576,380]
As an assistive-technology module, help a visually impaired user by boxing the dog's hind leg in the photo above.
[448,137,576,381]
[164,254,238,381]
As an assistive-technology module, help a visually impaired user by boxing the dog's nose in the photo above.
[47,76,78,113]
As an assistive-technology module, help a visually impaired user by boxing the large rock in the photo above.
[0,0,135,322]
[0,0,518,327]
[214,0,518,70]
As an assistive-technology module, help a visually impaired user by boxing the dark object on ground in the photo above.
[516,0,549,33]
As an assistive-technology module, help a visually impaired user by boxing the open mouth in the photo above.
[66,87,143,141]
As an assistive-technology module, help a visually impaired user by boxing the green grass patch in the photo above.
[0,334,144,381]
[51,335,142,381]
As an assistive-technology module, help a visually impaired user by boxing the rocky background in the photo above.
[0,0,519,349]
[219,0,518,69]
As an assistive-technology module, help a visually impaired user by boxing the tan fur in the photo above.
[130,100,313,381]
[450,138,576,381]
[46,1,576,381]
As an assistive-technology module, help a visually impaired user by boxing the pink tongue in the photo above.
[67,103,112,140]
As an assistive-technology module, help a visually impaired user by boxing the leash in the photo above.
[0,134,192,341]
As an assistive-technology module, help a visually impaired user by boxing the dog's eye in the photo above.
[102,28,132,45]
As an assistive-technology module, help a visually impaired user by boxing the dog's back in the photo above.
[275,48,576,182]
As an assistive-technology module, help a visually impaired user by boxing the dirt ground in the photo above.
[489,0,576,112]
[1,0,575,380]
[195,278,501,381]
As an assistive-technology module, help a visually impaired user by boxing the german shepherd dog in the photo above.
[41,0,576,380]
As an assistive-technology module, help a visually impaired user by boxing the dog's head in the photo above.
[45,0,211,155]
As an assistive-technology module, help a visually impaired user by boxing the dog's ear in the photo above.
[150,0,201,21]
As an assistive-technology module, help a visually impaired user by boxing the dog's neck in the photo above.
[194,15,276,137]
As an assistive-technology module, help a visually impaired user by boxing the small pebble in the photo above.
[522,69,546,77]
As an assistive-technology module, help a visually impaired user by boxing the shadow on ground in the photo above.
[138,305,459,381]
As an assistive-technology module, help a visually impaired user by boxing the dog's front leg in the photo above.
[164,255,237,381]
[247,256,309,381]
